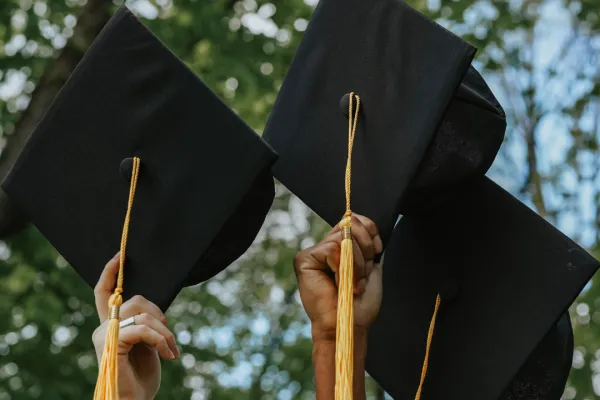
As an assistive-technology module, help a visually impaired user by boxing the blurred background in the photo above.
[0,0,599,398]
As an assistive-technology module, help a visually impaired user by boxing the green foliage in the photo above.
[1,0,600,399]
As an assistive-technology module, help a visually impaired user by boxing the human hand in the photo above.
[92,253,180,400]
[293,214,383,343]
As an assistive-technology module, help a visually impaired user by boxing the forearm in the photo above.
[312,330,368,400]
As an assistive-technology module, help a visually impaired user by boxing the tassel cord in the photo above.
[334,93,360,400]
[93,157,141,400]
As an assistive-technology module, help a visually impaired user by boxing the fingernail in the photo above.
[169,350,176,360]
[112,251,121,260]
[175,346,181,358]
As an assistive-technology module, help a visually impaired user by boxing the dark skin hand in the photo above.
[92,252,180,400]
[294,214,383,400]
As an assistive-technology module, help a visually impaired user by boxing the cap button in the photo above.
[340,93,351,117]
[440,280,459,302]
[120,157,134,182]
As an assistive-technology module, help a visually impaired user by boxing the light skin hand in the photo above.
[92,252,180,400]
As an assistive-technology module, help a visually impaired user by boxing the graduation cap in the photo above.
[366,65,597,400]
[262,0,599,398]
[4,5,277,309]
[2,7,277,396]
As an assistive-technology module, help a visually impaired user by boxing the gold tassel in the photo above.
[93,157,141,400]
[414,294,441,400]
[332,93,442,400]
[335,93,360,400]
[335,216,355,400]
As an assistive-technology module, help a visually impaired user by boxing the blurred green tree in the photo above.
[0,0,599,399]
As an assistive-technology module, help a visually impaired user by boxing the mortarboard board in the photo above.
[366,65,598,399]
[262,0,599,398]
[263,0,475,245]
[1,6,277,313]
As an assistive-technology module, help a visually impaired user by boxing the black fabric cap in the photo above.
[366,66,599,399]
[262,0,475,245]
[2,6,277,311]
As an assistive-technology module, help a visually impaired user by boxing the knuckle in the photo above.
[137,313,151,324]
[355,255,365,268]
[307,250,323,263]
[131,295,146,305]
[293,251,307,271]
[139,325,151,335]
[364,217,376,230]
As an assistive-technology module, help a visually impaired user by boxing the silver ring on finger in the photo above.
[119,315,136,329]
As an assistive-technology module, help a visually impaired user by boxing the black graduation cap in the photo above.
[366,65,598,400]
[2,6,277,312]
[262,0,599,398]
[263,0,474,245]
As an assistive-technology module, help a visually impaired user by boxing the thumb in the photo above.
[94,252,121,323]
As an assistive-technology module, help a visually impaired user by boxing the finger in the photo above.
[349,216,375,262]
[354,214,383,255]
[94,252,120,323]
[351,236,366,283]
[133,313,179,358]
[373,236,383,259]
[119,325,176,360]
[329,214,377,237]
[355,257,376,296]
[295,241,341,275]
[326,223,340,237]
[353,214,379,239]
[329,215,376,261]
[120,295,167,326]
[325,234,366,287]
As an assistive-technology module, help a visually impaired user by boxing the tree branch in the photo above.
[0,0,113,238]
[523,117,548,218]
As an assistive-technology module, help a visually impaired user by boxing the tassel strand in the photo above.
[414,294,441,400]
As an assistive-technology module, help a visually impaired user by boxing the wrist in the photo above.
[311,326,369,358]
[311,328,368,400]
